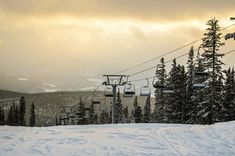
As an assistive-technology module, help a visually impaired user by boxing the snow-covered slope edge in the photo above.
[0,121,234,156]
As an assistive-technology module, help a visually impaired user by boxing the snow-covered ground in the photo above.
[0,122,234,156]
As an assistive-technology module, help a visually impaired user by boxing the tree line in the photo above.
[0,96,36,127]
[152,18,235,124]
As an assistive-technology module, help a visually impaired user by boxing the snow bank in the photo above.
[0,122,234,156]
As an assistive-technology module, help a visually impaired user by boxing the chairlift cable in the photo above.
[113,23,235,75]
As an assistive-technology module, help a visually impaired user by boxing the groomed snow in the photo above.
[0,122,235,156]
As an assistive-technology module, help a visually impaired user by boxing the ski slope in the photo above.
[0,122,234,156]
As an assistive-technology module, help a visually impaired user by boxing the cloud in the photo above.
[17,77,28,81]
[0,0,234,21]
[79,87,96,91]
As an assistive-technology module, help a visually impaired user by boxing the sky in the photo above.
[0,0,234,93]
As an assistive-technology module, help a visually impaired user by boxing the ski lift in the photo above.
[153,76,174,94]
[193,71,209,89]
[163,89,174,94]
[140,79,151,96]
[193,48,209,89]
[123,80,135,97]
[152,76,165,89]
[104,86,113,97]
[69,113,75,119]
[84,108,90,118]
[92,91,100,104]
[163,84,174,94]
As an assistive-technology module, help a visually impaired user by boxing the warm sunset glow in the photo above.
[0,0,234,92]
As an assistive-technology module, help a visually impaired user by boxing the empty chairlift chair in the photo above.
[152,76,174,94]
[193,71,209,89]
[123,82,135,97]
[152,76,165,89]
[92,91,101,104]
[140,79,151,96]
[104,86,113,97]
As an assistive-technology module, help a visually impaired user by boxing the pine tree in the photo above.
[192,51,208,124]
[12,102,19,126]
[122,106,130,123]
[89,102,98,124]
[133,96,138,108]
[201,18,224,124]
[133,106,142,123]
[132,96,142,123]
[153,57,167,122]
[165,59,186,123]
[77,97,85,125]
[116,88,123,123]
[222,68,235,121]
[19,96,26,126]
[143,95,151,123]
[7,106,13,126]
[0,107,5,125]
[185,47,195,123]
[29,102,36,127]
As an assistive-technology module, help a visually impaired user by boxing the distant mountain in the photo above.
[0,90,154,126]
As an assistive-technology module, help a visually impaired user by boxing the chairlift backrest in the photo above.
[123,83,135,97]
[163,90,174,94]
[104,86,113,97]
[193,83,207,88]
[140,86,151,96]
[92,91,101,104]
[194,72,209,77]
[92,99,100,104]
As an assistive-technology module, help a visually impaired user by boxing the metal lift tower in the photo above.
[102,75,127,123]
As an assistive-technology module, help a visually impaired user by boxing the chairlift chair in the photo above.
[193,71,209,89]
[84,108,90,118]
[152,76,165,89]
[69,113,75,119]
[140,79,151,96]
[163,90,174,94]
[123,82,135,97]
[104,86,113,97]
[140,86,151,96]
[92,91,101,104]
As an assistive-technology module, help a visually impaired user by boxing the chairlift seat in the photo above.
[163,90,174,94]
[153,84,165,89]
[195,72,209,76]
[92,101,101,104]
[140,86,151,96]
[104,92,113,97]
[123,83,135,97]
[193,83,207,88]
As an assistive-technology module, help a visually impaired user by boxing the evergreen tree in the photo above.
[185,47,195,123]
[165,59,186,123]
[201,18,224,124]
[0,107,5,125]
[143,95,151,123]
[222,68,235,121]
[192,51,208,124]
[99,111,110,124]
[29,102,36,127]
[19,96,26,126]
[133,106,142,123]
[12,102,19,126]
[133,96,138,108]
[77,97,85,125]
[116,88,123,123]
[122,106,130,123]
[7,106,13,126]
[153,57,167,122]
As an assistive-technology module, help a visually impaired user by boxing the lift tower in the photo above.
[102,75,126,123]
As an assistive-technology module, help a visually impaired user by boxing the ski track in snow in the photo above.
[0,122,235,156]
